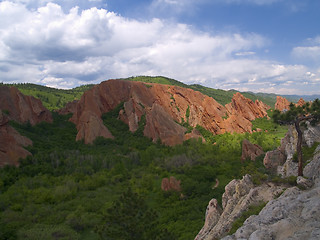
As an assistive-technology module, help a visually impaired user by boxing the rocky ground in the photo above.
[196,123,320,240]
[222,145,320,240]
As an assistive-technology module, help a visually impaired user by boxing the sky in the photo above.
[0,0,320,95]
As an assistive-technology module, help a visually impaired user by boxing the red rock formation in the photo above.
[255,99,271,114]
[275,96,291,111]
[161,176,181,192]
[225,93,268,121]
[0,110,32,167]
[0,86,52,125]
[70,80,227,145]
[57,100,79,115]
[296,98,306,107]
[69,80,270,145]
[241,139,264,162]
[184,129,206,143]
[0,85,52,167]
[224,93,269,134]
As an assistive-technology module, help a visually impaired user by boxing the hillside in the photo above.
[4,76,311,110]
[0,80,293,240]
[3,77,277,109]
[2,83,94,111]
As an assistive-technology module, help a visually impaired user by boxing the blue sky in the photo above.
[0,0,320,95]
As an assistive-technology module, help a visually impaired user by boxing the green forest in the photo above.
[0,77,291,240]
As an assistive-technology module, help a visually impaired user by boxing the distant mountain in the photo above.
[282,94,320,102]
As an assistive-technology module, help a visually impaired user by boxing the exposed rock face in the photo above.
[304,121,320,147]
[264,122,320,177]
[161,176,181,192]
[241,139,264,161]
[263,149,286,170]
[264,125,298,176]
[184,129,206,143]
[222,148,320,240]
[255,99,270,114]
[275,96,291,111]
[57,100,79,115]
[226,93,269,121]
[296,97,306,107]
[0,111,32,167]
[224,93,269,134]
[304,145,320,184]
[195,175,285,240]
[0,85,52,125]
[0,86,52,166]
[70,80,269,145]
[144,103,186,146]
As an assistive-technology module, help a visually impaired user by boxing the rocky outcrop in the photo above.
[184,129,206,143]
[222,146,320,240]
[0,85,52,167]
[263,149,286,170]
[70,80,269,145]
[224,93,269,134]
[0,110,32,167]
[57,100,79,115]
[263,125,298,176]
[226,93,269,122]
[296,97,306,107]
[241,139,264,162]
[304,121,320,147]
[304,145,320,183]
[195,175,286,240]
[264,122,320,177]
[0,85,52,125]
[275,96,291,111]
[161,176,181,192]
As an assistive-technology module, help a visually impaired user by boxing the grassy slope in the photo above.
[4,83,94,111]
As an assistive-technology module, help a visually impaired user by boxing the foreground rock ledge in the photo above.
[221,146,320,240]
[195,175,285,240]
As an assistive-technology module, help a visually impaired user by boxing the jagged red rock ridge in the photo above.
[275,96,307,112]
[4,79,306,167]
[68,80,270,145]
[0,85,52,167]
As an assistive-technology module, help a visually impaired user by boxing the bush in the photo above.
[17,224,80,240]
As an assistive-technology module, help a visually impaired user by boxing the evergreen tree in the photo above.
[97,187,175,240]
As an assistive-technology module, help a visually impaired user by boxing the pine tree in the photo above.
[97,187,175,240]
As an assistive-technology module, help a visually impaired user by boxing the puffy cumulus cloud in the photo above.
[1,1,319,95]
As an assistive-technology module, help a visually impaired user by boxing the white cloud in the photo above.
[235,51,256,56]
[0,1,319,95]
[292,46,320,62]
[292,36,320,63]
